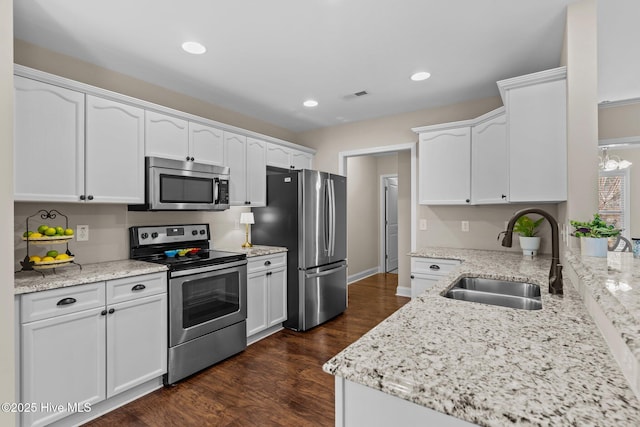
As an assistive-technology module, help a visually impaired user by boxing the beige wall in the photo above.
[14,203,250,270]
[599,103,640,139]
[560,0,599,247]
[14,40,297,143]
[1,0,15,424]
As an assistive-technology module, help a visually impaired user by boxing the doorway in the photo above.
[382,175,398,273]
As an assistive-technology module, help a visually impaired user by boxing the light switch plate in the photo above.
[419,219,427,230]
[77,225,89,241]
[461,221,469,232]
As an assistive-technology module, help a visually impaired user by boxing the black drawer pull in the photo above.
[57,297,77,306]
[132,284,146,291]
[266,271,272,276]
[429,265,440,270]
[264,260,271,266]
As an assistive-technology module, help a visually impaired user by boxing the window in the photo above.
[598,169,630,238]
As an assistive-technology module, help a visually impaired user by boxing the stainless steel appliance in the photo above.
[129,224,247,384]
[252,169,347,331]
[129,157,230,211]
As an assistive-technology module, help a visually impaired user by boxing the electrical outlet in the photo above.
[77,225,89,241]
[419,219,427,230]
[461,221,469,232]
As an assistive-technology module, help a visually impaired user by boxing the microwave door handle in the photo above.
[214,178,220,204]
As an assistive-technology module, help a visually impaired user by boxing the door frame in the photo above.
[380,174,398,272]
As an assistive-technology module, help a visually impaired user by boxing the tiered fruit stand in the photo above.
[18,209,81,275]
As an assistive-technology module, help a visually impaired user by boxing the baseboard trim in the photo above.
[348,267,380,284]
[247,324,284,345]
[395,286,411,298]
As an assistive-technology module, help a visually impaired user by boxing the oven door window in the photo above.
[182,271,240,328]
[160,174,214,204]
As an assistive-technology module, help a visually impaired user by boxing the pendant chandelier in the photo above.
[599,148,632,171]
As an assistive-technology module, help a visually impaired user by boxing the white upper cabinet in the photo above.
[418,126,472,205]
[85,95,145,204]
[188,122,225,165]
[144,110,189,161]
[224,132,267,206]
[266,142,313,170]
[471,108,508,204]
[14,76,85,202]
[498,67,567,202]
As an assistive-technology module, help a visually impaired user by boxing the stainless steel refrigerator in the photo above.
[252,169,347,331]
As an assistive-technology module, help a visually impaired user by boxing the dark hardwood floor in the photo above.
[85,273,409,427]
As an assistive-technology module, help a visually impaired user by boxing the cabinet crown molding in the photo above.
[497,66,567,105]
[412,106,505,134]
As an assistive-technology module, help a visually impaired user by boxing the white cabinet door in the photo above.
[85,95,145,204]
[246,137,266,207]
[291,150,313,170]
[224,131,248,205]
[471,111,508,204]
[145,110,189,161]
[14,76,85,202]
[21,307,106,427]
[267,266,287,326]
[247,271,268,337]
[188,122,224,165]
[505,73,567,202]
[410,274,440,299]
[418,127,471,205]
[266,143,291,169]
[106,293,167,398]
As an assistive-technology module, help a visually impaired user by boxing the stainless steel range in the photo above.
[129,224,247,385]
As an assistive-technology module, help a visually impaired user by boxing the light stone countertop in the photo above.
[214,245,287,258]
[14,260,168,295]
[323,248,640,426]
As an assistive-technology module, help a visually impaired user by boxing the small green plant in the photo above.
[570,213,621,238]
[513,215,544,237]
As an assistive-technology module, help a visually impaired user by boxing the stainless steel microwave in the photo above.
[129,157,230,211]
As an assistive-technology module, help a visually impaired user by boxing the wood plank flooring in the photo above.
[86,273,409,427]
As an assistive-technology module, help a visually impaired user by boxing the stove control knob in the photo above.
[141,233,149,239]
[151,232,159,239]
[199,229,206,235]
[192,230,198,236]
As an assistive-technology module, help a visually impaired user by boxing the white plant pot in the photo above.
[580,237,609,257]
[519,236,541,256]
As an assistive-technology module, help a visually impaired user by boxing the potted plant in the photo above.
[570,213,621,257]
[513,215,544,256]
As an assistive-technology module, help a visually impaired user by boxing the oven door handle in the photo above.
[170,259,247,278]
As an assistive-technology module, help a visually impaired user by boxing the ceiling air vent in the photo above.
[354,90,368,97]
[343,90,369,100]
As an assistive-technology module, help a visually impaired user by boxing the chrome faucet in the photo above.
[501,208,563,295]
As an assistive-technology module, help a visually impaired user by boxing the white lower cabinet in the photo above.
[19,273,167,427]
[246,253,287,340]
[410,257,461,299]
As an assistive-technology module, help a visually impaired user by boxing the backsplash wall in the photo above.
[14,202,249,270]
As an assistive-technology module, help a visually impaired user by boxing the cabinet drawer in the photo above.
[247,253,287,274]
[411,257,461,275]
[106,272,167,305]
[21,282,105,323]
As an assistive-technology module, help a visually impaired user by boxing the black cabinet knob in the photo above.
[266,271,272,276]
[465,199,470,203]
[264,260,271,266]
[151,232,158,238]
[429,265,440,270]
[87,195,94,200]
[101,310,107,316]
[199,229,206,235]
[141,233,149,239]
[79,195,86,200]
[191,157,195,161]
[245,201,251,205]
[186,156,190,161]
[410,275,415,279]
[192,230,198,236]
[108,308,115,314]
[501,194,507,199]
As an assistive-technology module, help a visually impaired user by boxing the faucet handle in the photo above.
[497,230,507,241]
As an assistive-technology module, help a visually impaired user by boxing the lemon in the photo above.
[44,228,57,236]
[41,256,55,262]
[55,226,64,235]
[37,225,49,234]
[29,232,43,239]
[55,253,70,260]
[46,250,59,258]
[64,228,74,236]
[29,256,41,263]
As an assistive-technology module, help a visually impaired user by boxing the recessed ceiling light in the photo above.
[303,99,318,108]
[411,71,431,81]
[182,41,207,55]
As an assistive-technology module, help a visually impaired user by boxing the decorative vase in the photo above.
[580,237,609,257]
[519,236,541,256]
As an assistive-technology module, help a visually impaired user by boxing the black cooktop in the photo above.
[142,250,246,271]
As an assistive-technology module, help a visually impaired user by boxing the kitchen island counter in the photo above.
[323,248,640,426]
[14,259,167,295]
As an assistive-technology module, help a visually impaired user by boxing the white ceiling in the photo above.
[13,0,590,133]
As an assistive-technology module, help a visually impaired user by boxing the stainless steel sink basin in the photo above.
[443,277,542,310]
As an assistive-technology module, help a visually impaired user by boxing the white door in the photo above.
[385,177,399,273]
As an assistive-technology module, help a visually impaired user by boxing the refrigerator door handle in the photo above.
[324,179,331,254]
[304,263,347,279]
[329,178,336,257]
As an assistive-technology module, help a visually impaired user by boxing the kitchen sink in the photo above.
[443,277,542,310]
